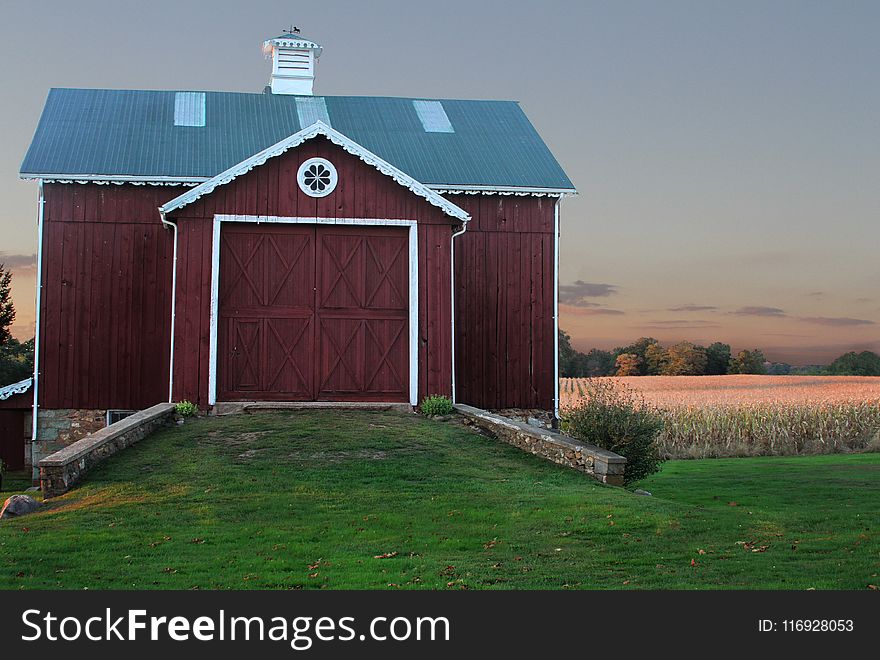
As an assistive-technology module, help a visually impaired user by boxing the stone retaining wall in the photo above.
[34,408,107,463]
[38,403,175,498]
[455,404,627,485]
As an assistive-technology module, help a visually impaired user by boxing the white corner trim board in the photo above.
[159,121,470,223]
[553,198,561,421]
[206,215,420,407]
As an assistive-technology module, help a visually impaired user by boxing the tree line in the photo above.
[0,264,34,385]
[559,330,880,377]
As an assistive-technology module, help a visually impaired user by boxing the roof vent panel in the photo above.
[295,96,331,128]
[413,100,454,133]
[174,92,206,127]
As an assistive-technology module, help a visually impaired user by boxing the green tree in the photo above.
[558,328,579,377]
[0,337,34,384]
[663,341,708,375]
[705,342,731,375]
[729,349,767,375]
[0,264,14,347]
[613,337,660,376]
[827,351,880,376]
[644,343,669,375]
[582,348,616,376]
[766,362,792,375]
[614,353,642,376]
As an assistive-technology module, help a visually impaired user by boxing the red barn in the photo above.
[18,32,575,473]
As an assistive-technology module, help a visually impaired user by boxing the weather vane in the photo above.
[282,25,301,35]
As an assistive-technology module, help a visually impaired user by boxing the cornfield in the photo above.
[560,376,880,459]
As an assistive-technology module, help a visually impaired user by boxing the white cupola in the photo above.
[262,29,323,95]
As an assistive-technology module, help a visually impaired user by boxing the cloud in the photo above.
[731,306,787,317]
[798,316,875,327]
[638,319,720,329]
[558,280,618,306]
[668,304,718,312]
[0,252,37,273]
[560,304,625,316]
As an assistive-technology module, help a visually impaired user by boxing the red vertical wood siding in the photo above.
[170,138,455,406]
[449,194,556,411]
[0,410,25,470]
[38,184,176,410]
[37,140,556,413]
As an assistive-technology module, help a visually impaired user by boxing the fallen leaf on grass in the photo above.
[736,541,770,553]
[190,538,205,545]
[728,502,738,507]
[483,539,498,550]
[374,552,398,559]
[867,584,878,590]
[697,549,706,555]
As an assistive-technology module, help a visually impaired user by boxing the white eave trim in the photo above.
[429,184,578,197]
[0,377,32,401]
[20,174,206,186]
[158,121,471,222]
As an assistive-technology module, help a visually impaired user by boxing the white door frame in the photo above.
[209,214,419,406]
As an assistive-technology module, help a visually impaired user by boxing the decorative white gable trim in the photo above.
[0,377,32,401]
[159,122,471,222]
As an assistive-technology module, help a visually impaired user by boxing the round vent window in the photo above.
[297,158,338,197]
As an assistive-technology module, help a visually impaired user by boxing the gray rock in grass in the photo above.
[1,494,42,519]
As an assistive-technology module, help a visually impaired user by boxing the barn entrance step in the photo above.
[211,401,415,416]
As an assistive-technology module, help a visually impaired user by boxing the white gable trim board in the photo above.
[206,215,420,407]
[159,122,471,223]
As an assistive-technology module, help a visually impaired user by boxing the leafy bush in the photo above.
[420,394,454,417]
[561,379,664,484]
[175,400,199,417]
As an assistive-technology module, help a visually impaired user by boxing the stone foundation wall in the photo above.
[39,403,175,498]
[455,404,627,486]
[32,409,106,471]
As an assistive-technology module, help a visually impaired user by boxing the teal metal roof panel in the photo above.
[20,88,575,190]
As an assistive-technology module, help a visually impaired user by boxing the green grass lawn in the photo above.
[1,410,877,589]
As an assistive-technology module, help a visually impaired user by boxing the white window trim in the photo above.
[297,157,338,197]
[208,214,419,407]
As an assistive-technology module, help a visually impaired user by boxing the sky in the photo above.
[0,0,877,364]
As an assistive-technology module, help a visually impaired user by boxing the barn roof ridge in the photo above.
[159,121,471,221]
